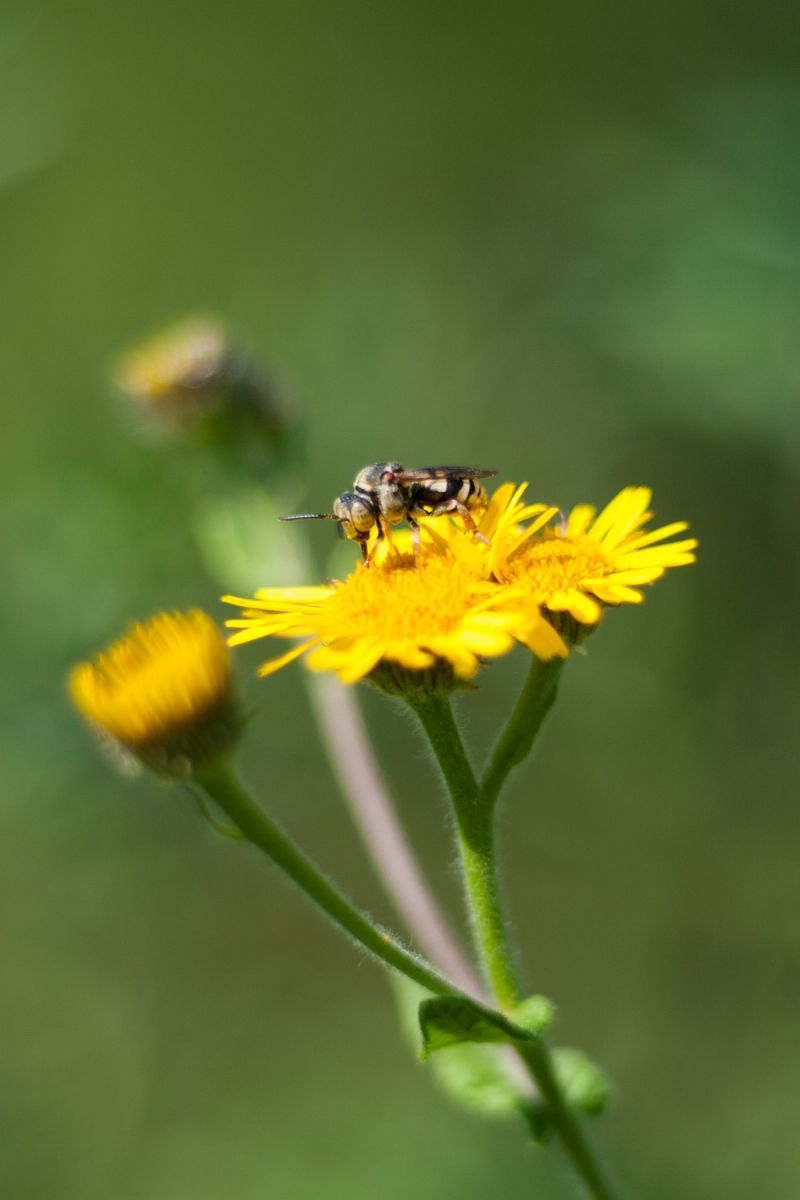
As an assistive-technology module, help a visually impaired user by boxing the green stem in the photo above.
[406,693,521,1011]
[197,760,453,998]
[518,1040,620,1200]
[480,655,564,812]
[408,691,620,1200]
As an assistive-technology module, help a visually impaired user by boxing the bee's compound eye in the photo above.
[350,497,375,532]
[334,492,375,539]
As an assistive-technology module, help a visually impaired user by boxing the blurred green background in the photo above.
[2,2,799,1196]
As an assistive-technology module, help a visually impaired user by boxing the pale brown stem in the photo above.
[306,672,483,996]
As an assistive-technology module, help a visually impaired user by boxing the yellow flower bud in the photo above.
[115,317,233,429]
[69,610,240,777]
[113,317,298,482]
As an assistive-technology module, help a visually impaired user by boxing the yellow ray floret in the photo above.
[400,482,558,580]
[223,547,567,685]
[69,610,232,748]
[492,485,697,625]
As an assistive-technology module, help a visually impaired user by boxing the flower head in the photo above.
[224,546,566,691]
[115,317,233,421]
[114,317,296,476]
[222,481,694,686]
[69,610,240,775]
[427,481,559,580]
[491,485,697,630]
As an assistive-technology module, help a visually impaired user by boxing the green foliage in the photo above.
[417,992,556,1060]
[415,993,560,1134]
[392,978,522,1121]
[418,995,534,1058]
[423,1039,524,1121]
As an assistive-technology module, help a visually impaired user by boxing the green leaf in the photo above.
[428,1040,523,1120]
[553,1047,611,1116]
[418,995,534,1059]
[390,977,523,1122]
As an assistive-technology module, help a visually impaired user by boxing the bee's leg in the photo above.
[406,513,421,556]
[366,519,386,565]
[359,539,369,562]
[431,499,490,546]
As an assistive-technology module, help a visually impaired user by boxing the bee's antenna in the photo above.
[279,512,339,522]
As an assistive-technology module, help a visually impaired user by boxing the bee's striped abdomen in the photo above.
[461,478,488,509]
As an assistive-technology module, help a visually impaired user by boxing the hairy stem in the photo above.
[407,691,620,1200]
[195,759,524,1045]
[307,673,484,998]
[518,1040,620,1200]
[193,495,481,998]
[406,692,521,1009]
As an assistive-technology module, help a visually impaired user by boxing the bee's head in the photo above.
[333,491,377,542]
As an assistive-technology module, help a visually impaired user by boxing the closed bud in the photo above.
[114,316,300,481]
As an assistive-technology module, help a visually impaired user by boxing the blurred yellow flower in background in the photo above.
[115,316,231,414]
[69,610,239,773]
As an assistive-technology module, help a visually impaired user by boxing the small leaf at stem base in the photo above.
[418,995,535,1059]
[392,977,524,1121]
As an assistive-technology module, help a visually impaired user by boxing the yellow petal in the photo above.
[424,637,479,678]
[456,627,515,655]
[620,521,690,551]
[517,617,569,660]
[589,583,644,605]
[566,505,596,537]
[479,482,518,537]
[591,488,652,542]
[547,589,603,624]
[336,644,386,683]
[257,638,319,676]
[389,641,436,671]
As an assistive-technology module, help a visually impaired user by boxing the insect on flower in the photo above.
[280,463,497,561]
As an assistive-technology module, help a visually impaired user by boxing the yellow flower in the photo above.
[69,610,239,774]
[223,545,566,688]
[492,485,697,627]
[424,481,559,580]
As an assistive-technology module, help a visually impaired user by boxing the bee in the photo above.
[281,463,497,561]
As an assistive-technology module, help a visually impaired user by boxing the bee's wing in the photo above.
[394,466,498,483]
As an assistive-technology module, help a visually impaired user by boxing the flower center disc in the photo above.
[508,536,610,595]
[324,553,483,640]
